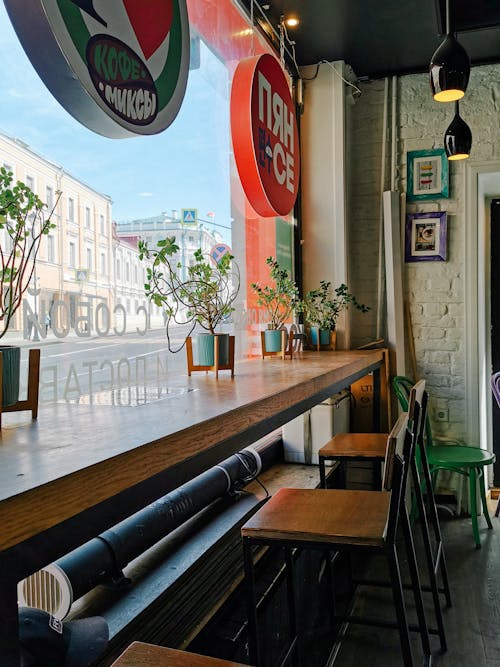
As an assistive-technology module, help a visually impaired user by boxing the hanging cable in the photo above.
[319,59,362,97]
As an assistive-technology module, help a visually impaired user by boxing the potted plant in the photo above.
[139,237,240,366]
[251,257,299,353]
[298,281,369,348]
[0,168,58,406]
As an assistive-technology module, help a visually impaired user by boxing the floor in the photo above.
[333,504,500,666]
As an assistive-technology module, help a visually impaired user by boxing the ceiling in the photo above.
[239,0,500,79]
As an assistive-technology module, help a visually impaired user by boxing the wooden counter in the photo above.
[0,349,383,666]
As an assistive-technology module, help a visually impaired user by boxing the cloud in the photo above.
[138,192,154,197]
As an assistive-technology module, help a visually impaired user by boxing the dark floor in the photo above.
[334,509,500,666]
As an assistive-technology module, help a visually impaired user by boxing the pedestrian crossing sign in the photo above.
[181,208,197,225]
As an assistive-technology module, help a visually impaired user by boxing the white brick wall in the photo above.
[347,63,500,440]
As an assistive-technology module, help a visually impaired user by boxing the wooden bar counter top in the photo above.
[0,349,383,559]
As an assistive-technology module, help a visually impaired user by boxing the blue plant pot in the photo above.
[195,333,229,366]
[310,327,332,347]
[264,329,284,353]
[0,345,20,407]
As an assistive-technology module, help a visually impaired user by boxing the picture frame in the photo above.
[405,211,447,262]
[406,149,449,201]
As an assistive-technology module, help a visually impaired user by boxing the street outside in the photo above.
[9,321,199,407]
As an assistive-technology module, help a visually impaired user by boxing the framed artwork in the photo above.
[405,211,447,262]
[407,149,449,201]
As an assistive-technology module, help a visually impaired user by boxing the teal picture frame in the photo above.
[406,149,449,201]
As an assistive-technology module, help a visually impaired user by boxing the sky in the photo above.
[0,3,232,240]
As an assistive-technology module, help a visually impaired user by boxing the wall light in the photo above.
[444,102,472,160]
[284,15,300,28]
[429,0,470,102]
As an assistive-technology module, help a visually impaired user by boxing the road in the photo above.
[18,325,196,405]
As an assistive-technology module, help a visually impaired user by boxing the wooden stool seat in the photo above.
[318,432,388,489]
[111,642,251,666]
[241,487,391,548]
[319,432,388,458]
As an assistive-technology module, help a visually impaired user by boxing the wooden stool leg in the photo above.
[27,349,40,419]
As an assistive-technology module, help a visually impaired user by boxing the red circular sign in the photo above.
[230,54,300,217]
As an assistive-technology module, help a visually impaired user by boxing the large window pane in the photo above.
[0,0,296,408]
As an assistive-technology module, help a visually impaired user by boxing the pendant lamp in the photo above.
[444,102,472,160]
[429,0,470,102]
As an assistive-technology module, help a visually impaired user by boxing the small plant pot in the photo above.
[264,329,285,353]
[0,345,20,407]
[195,333,229,366]
[310,327,332,347]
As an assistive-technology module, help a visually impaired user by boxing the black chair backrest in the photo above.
[383,408,417,544]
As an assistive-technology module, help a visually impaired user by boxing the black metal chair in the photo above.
[241,409,432,666]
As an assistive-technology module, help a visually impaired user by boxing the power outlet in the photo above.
[435,408,449,422]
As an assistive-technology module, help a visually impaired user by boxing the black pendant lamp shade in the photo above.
[429,0,470,102]
[444,102,472,160]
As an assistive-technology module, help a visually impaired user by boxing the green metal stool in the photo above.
[393,376,495,548]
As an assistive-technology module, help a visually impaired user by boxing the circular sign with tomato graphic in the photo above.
[4,0,190,138]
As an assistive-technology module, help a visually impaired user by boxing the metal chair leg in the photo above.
[478,467,494,530]
[242,537,261,666]
[400,507,433,660]
[387,545,414,667]
[469,468,481,548]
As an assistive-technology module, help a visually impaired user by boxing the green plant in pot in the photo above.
[298,281,369,348]
[0,168,58,407]
[251,257,299,353]
[139,237,240,366]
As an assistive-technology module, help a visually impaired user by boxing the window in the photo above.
[1,0,283,409]
[68,197,75,222]
[26,175,35,192]
[47,235,55,263]
[45,185,54,210]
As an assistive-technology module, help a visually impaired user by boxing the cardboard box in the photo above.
[350,373,374,433]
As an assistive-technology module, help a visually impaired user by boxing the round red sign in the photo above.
[230,54,300,218]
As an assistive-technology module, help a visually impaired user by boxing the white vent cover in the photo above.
[18,564,73,620]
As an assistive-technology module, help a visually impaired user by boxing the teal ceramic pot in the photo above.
[195,333,229,366]
[264,329,284,353]
[310,327,332,347]
[0,345,20,407]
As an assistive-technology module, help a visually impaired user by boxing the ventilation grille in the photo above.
[18,564,73,620]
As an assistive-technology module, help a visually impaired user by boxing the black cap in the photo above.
[19,607,109,667]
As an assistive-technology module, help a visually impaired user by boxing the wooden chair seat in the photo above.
[318,432,388,489]
[111,642,251,666]
[319,432,388,458]
[241,487,391,548]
